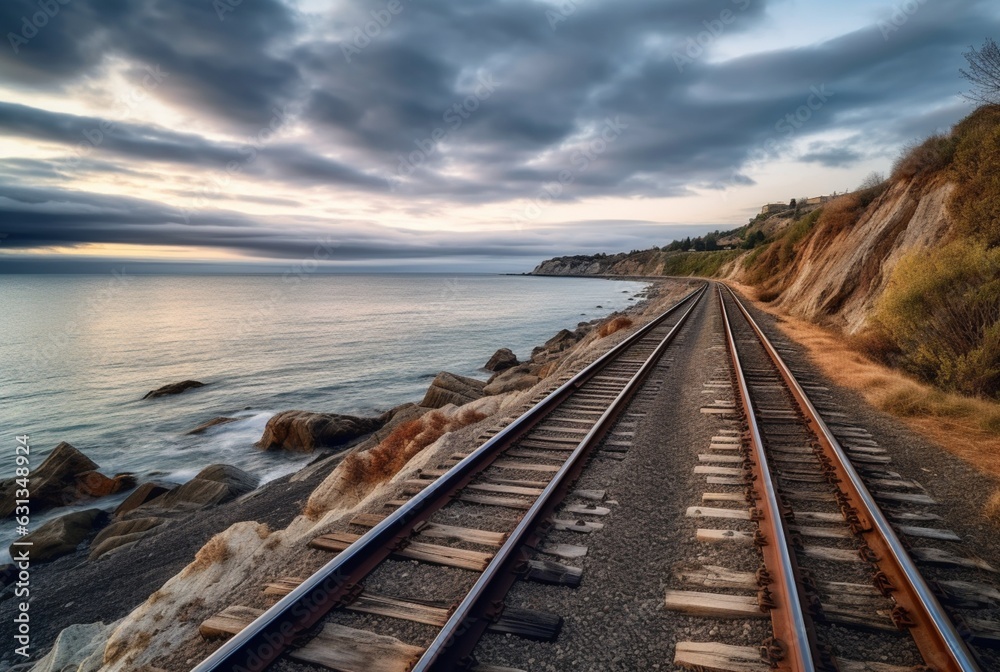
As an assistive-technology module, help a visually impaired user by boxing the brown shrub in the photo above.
[847,327,900,367]
[817,194,864,236]
[891,133,956,183]
[597,316,633,338]
[338,407,488,490]
[184,534,230,574]
[756,288,781,303]
[875,239,1000,397]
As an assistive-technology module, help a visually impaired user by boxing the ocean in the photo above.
[0,274,646,557]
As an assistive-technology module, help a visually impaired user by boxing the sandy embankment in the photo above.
[13,278,694,672]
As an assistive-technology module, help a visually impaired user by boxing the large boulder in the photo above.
[0,443,131,518]
[135,464,258,514]
[544,329,581,352]
[89,517,166,560]
[484,364,540,395]
[113,481,176,517]
[142,380,206,400]
[420,372,487,409]
[255,411,384,453]
[484,348,519,372]
[377,403,432,432]
[12,509,108,562]
[26,619,119,672]
[77,471,137,498]
[198,464,259,491]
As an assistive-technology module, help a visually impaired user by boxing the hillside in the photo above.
[532,173,951,335]
[532,104,1000,400]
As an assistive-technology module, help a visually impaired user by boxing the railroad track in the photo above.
[667,285,988,672]
[192,283,708,672]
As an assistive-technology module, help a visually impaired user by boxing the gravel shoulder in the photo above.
[473,287,769,670]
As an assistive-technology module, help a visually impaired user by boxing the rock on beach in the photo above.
[0,442,133,518]
[255,410,384,453]
[142,380,206,399]
[421,372,487,408]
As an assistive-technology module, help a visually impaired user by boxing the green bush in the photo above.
[949,104,1000,247]
[661,250,740,277]
[875,239,1000,397]
[741,208,823,287]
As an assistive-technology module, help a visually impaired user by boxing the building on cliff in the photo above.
[761,202,791,215]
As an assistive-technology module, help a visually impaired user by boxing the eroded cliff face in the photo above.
[729,175,954,333]
[532,173,956,334]
[532,256,624,275]
[531,251,674,277]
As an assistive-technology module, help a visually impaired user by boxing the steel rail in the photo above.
[412,281,706,670]
[193,282,708,672]
[719,286,819,672]
[724,285,980,672]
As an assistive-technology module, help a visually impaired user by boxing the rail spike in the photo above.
[760,637,787,667]
[873,570,896,597]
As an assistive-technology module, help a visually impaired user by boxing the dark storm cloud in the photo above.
[0,185,711,262]
[799,143,865,168]
[1,0,999,266]
[0,101,382,189]
[1,0,300,127]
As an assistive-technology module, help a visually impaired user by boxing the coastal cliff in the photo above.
[530,173,954,334]
[535,108,995,330]
[533,105,1000,401]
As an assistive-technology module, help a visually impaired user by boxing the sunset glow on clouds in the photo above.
[0,0,997,272]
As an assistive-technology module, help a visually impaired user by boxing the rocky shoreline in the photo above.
[0,279,685,671]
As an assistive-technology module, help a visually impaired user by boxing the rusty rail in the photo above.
[722,284,980,672]
[193,282,707,672]
[412,282,706,670]
[719,286,821,672]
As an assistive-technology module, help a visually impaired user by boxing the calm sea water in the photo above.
[0,274,646,556]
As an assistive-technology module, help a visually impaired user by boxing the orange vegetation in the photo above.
[184,534,231,574]
[340,406,488,489]
[598,316,633,338]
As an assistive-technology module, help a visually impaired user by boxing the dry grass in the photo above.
[597,316,633,338]
[752,302,1000,480]
[986,489,1000,519]
[184,534,231,574]
[891,133,956,183]
[306,406,489,516]
[815,194,864,236]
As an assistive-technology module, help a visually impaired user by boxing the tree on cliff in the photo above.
[961,37,1000,106]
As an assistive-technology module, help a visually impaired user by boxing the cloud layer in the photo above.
[1,0,997,269]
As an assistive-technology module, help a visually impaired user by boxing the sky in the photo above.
[0,0,997,273]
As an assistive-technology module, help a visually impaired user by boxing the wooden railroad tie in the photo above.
[201,609,533,671]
